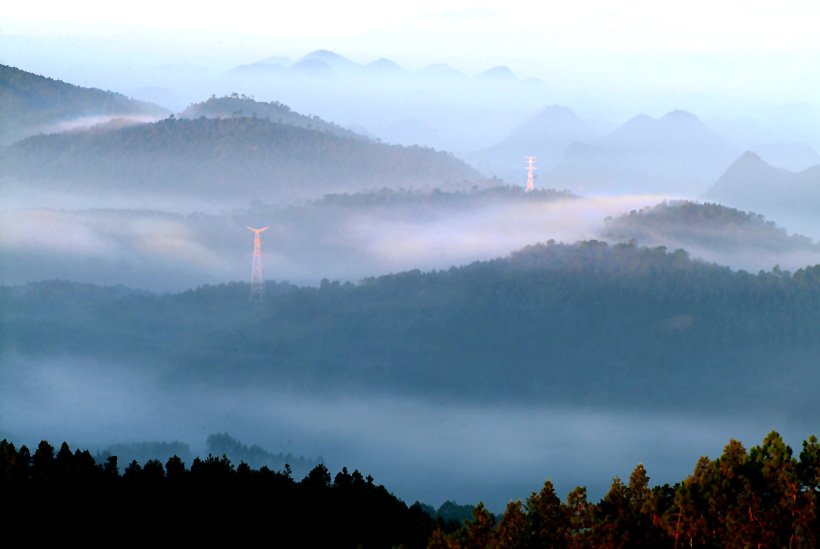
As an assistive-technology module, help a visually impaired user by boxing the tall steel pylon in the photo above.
[247,226,268,302]
[525,156,536,192]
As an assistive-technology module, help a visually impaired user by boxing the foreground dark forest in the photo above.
[2,431,817,547]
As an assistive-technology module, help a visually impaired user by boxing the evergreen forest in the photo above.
[2,431,818,547]
[4,240,820,415]
[0,114,480,201]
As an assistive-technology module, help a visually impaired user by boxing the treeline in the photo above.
[2,431,818,547]
[179,94,365,140]
[310,185,575,210]
[5,240,820,413]
[206,432,322,477]
[434,431,820,549]
[0,438,452,546]
[0,64,167,145]
[0,115,480,201]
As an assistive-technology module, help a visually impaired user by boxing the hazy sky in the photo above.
[4,0,819,110]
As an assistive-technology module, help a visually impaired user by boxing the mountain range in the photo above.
[467,105,599,184]
[546,110,740,195]
[217,50,554,157]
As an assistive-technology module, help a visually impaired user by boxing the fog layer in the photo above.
[0,354,801,512]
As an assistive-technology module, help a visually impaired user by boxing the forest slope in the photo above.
[0,64,168,145]
[0,116,480,202]
[602,200,820,270]
[179,95,365,140]
[4,241,820,417]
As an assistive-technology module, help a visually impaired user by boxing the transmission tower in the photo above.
[525,156,536,192]
[247,226,268,302]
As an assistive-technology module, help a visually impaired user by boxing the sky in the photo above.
[3,0,820,111]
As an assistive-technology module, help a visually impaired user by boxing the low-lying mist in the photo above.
[2,192,669,290]
[3,189,819,291]
[0,353,802,512]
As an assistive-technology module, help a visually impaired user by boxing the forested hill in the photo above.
[0,116,481,201]
[5,241,820,417]
[603,200,819,252]
[0,64,168,145]
[179,95,365,140]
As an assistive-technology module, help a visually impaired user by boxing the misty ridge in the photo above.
[4,52,820,519]
[3,189,818,291]
[95,432,323,480]
[0,63,168,146]
[5,240,820,416]
[0,113,480,205]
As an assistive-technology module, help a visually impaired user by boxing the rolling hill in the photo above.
[0,64,168,146]
[178,95,366,140]
[5,240,820,418]
[0,115,481,203]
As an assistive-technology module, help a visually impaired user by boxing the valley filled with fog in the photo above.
[3,9,820,515]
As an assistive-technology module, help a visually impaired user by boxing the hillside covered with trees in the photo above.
[0,115,481,202]
[4,240,820,415]
[179,94,366,140]
[603,200,819,252]
[0,64,168,145]
[434,431,819,549]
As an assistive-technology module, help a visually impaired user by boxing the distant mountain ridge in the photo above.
[703,151,820,220]
[0,64,168,146]
[226,50,522,82]
[548,109,740,195]
[468,105,599,182]
[218,50,552,155]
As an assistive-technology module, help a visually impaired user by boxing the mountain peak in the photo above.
[659,109,704,128]
[418,63,465,79]
[298,50,361,73]
[365,58,406,74]
[475,65,517,81]
[662,109,698,121]
[732,151,770,168]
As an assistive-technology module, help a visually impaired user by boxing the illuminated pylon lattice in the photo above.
[525,156,536,193]
[247,226,269,302]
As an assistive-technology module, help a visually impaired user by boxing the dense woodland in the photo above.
[4,240,820,415]
[2,431,818,547]
[0,115,480,201]
[0,438,450,545]
[603,200,819,253]
[0,64,167,145]
[434,431,820,549]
